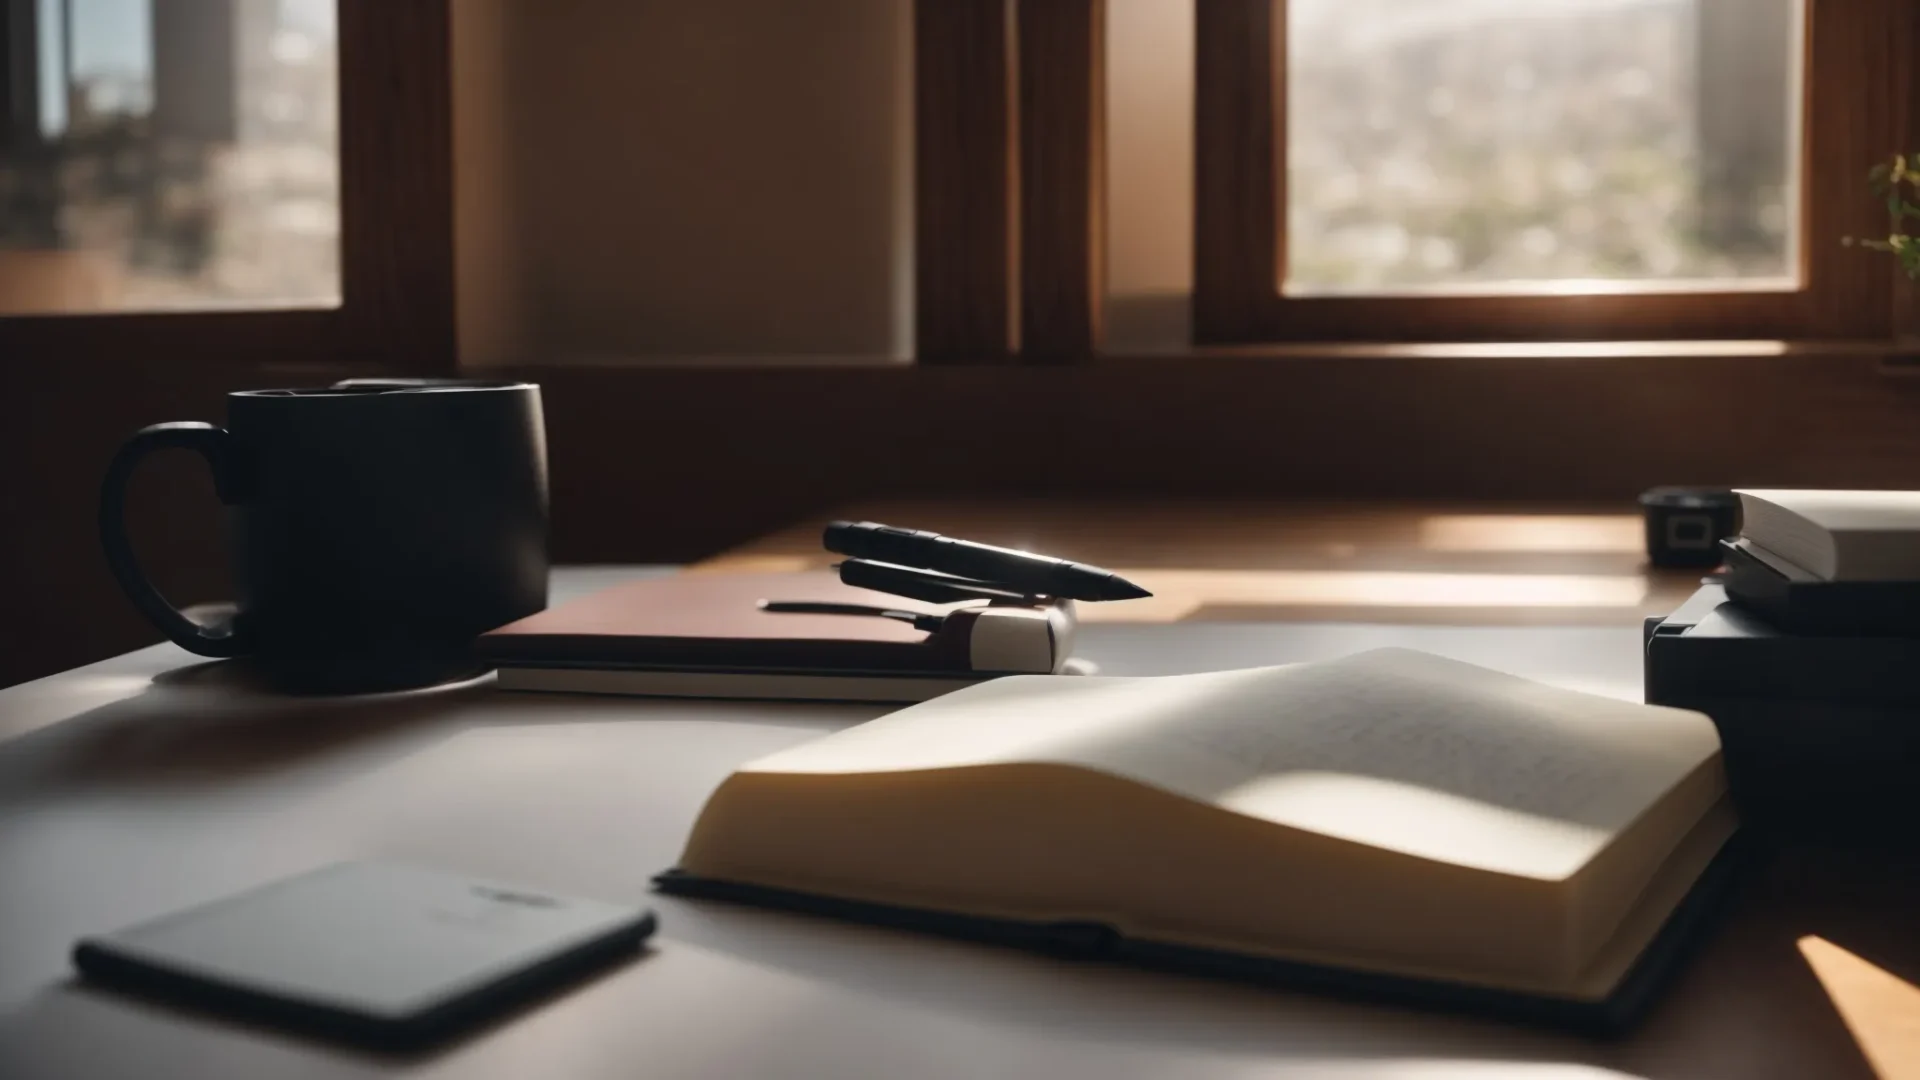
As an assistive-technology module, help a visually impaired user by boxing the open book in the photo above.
[659,649,1738,1029]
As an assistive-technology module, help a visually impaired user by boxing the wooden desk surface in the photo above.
[1,563,1916,1079]
[695,500,1709,625]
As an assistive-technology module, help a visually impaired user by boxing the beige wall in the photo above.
[451,0,1196,363]
[1106,0,1195,353]
[453,0,531,367]
[454,0,914,364]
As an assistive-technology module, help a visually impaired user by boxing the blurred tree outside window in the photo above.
[0,0,338,314]
[1284,0,1799,295]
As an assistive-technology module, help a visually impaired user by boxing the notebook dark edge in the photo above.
[72,910,658,1055]
[653,834,1747,1036]
[1719,539,1920,637]
[489,663,996,706]
[489,660,980,678]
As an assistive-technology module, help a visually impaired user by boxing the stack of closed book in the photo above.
[1721,489,1920,635]
[1646,490,1920,830]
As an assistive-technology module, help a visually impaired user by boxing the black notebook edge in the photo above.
[654,834,1747,1036]
[73,911,658,1054]
[1720,539,1920,636]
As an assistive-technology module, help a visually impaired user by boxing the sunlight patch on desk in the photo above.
[686,555,820,574]
[1798,935,1920,1080]
[60,675,155,695]
[0,674,155,744]
[1175,604,1655,627]
[1418,516,1645,554]
[1083,570,1651,625]
[1251,1064,1638,1080]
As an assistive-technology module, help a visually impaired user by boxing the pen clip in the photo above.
[836,559,1044,607]
[757,600,947,633]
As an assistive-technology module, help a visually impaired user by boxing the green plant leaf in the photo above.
[1853,154,1920,285]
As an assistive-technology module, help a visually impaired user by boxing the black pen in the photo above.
[822,521,1152,602]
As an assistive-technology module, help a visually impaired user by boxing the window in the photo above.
[0,1,451,369]
[1284,0,1799,296]
[1,0,339,315]
[1194,0,1913,344]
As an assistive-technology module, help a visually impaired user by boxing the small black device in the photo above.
[821,521,1151,604]
[1637,488,1740,569]
[73,861,656,1053]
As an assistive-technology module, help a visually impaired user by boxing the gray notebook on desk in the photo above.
[74,861,656,1051]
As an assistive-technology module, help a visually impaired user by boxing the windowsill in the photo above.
[486,337,1920,372]
[1104,338,1920,363]
[494,352,913,369]
[247,339,1920,378]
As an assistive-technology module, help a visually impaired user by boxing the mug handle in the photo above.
[98,422,256,658]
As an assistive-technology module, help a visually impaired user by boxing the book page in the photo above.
[740,649,1722,880]
[1739,490,1920,580]
[1739,489,1920,533]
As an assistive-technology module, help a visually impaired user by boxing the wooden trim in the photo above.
[0,1,31,153]
[1193,0,1275,345]
[509,337,1911,371]
[914,0,1019,364]
[0,0,455,371]
[1194,0,1909,345]
[336,0,455,369]
[1895,0,1920,342]
[1017,0,1105,361]
[1796,0,1901,341]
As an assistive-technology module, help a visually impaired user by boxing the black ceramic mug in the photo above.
[100,380,549,693]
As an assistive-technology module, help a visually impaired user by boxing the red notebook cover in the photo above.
[476,572,973,673]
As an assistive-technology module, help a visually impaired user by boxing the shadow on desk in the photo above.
[0,660,495,797]
[657,844,1920,1079]
[0,658,865,803]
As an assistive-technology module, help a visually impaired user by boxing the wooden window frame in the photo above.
[915,0,1105,364]
[1194,0,1919,346]
[0,1,453,373]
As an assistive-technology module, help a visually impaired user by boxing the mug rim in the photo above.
[230,381,537,398]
